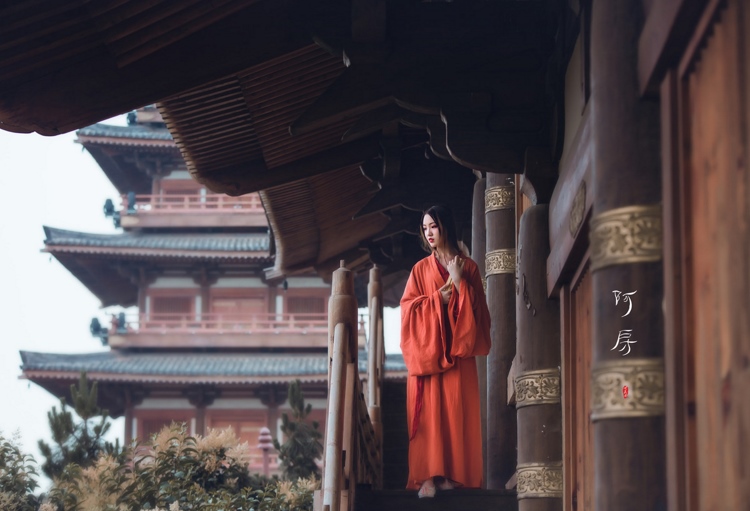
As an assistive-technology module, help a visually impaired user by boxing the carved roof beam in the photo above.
[289,65,393,136]
[343,105,452,162]
[196,134,383,196]
[353,149,475,219]
[372,207,421,241]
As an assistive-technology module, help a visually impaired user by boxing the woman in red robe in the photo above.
[400,204,492,498]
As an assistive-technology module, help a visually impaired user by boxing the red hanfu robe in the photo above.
[400,253,491,489]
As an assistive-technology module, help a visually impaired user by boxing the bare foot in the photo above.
[418,479,436,498]
[436,477,455,491]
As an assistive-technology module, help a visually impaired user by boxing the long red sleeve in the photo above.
[399,254,492,490]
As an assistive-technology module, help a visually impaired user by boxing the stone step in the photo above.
[354,487,518,511]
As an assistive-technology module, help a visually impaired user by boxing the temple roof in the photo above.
[20,350,407,385]
[44,227,270,257]
[77,123,174,143]
[43,227,273,307]
[75,121,181,195]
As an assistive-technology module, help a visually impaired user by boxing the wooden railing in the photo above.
[317,263,383,511]
[120,192,264,214]
[366,266,385,462]
[110,312,329,335]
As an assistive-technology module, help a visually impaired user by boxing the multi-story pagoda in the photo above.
[20,107,406,474]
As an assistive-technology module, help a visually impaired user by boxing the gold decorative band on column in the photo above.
[485,249,516,276]
[485,185,515,212]
[515,368,560,409]
[591,358,664,421]
[589,204,662,272]
[516,462,563,499]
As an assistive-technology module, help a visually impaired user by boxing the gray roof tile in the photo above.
[44,227,270,253]
[77,123,173,141]
[20,350,407,382]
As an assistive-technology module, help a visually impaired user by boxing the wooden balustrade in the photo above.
[120,192,264,214]
[366,265,384,466]
[111,312,329,335]
[318,262,383,511]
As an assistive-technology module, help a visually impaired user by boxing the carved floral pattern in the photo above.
[589,205,662,272]
[517,462,563,499]
[485,249,516,276]
[569,181,586,236]
[591,358,665,421]
[485,185,515,212]
[515,369,560,408]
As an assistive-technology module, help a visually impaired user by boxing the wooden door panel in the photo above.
[563,263,593,511]
[678,0,750,507]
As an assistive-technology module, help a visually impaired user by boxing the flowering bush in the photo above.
[0,432,40,511]
[47,423,318,511]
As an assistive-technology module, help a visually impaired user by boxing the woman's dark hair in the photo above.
[420,204,461,254]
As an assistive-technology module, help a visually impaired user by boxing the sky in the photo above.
[0,118,402,488]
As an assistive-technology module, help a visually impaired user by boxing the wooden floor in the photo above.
[355,486,518,511]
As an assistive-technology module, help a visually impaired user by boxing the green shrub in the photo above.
[48,423,318,511]
[273,380,323,481]
[0,432,40,511]
[38,373,121,481]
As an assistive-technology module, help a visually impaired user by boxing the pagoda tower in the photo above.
[20,107,406,475]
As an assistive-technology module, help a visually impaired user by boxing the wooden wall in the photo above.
[661,0,750,508]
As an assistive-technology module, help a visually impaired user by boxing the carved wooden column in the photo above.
[484,173,517,488]
[472,172,488,485]
[590,2,665,510]
[515,205,562,509]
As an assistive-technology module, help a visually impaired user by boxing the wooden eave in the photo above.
[43,241,272,307]
[77,135,176,149]
[1,0,554,292]
[77,140,183,195]
[22,370,331,386]
[48,251,139,308]
[44,245,270,261]
[260,165,390,275]
[154,2,551,284]
[0,0,350,135]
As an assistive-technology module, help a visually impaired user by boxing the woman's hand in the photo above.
[446,256,464,289]
[439,281,452,304]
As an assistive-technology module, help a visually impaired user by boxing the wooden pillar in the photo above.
[485,173,517,488]
[124,390,134,444]
[590,2,665,510]
[137,269,148,312]
[472,173,489,485]
[515,205,562,509]
[261,385,281,435]
[186,387,218,437]
[195,268,213,317]
[195,406,206,436]
[367,265,383,408]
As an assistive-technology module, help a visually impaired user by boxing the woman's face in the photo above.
[422,214,441,250]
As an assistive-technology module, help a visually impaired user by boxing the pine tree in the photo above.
[273,380,323,480]
[37,372,121,480]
